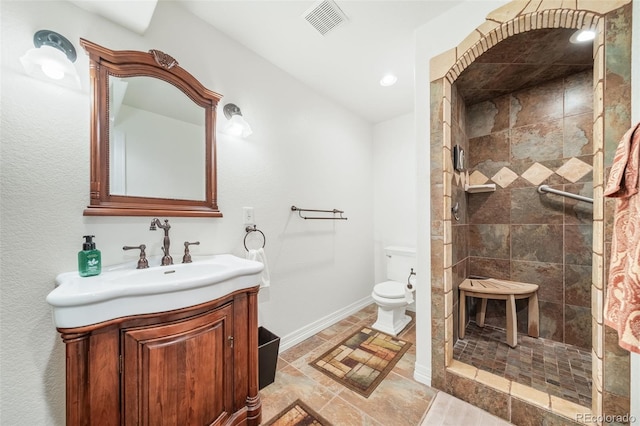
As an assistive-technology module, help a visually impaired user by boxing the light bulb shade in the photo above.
[223,103,252,138]
[20,35,80,89]
[225,114,253,138]
[380,73,398,86]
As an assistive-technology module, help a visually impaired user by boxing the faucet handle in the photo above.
[182,241,200,263]
[123,244,149,269]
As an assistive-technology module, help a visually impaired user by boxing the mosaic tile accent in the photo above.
[521,163,554,185]
[555,157,593,183]
[454,322,592,408]
[309,327,411,398]
[468,170,489,185]
[492,167,519,188]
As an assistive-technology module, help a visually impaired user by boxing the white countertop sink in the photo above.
[47,254,264,329]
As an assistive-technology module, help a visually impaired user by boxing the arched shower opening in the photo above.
[428,2,632,424]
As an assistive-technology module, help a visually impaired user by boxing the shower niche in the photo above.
[428,2,632,425]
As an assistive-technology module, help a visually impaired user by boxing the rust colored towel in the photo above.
[604,122,640,354]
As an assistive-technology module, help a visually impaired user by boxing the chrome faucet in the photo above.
[149,218,173,265]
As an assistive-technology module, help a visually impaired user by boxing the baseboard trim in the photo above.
[278,295,374,352]
[413,361,432,386]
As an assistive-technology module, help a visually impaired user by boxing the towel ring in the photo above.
[244,225,266,251]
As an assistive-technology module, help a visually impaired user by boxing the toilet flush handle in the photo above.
[407,268,416,290]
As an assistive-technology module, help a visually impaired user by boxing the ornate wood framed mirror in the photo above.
[81,39,223,217]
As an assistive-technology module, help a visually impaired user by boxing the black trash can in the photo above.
[258,326,280,390]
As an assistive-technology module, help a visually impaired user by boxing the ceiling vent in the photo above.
[303,0,349,36]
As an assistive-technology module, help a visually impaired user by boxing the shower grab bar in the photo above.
[291,206,348,220]
[537,185,593,204]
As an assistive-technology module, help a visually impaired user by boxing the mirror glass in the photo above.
[109,76,206,200]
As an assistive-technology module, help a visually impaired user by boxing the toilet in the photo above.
[371,246,416,336]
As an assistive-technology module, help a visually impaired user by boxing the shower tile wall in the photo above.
[450,83,469,343]
[461,70,593,350]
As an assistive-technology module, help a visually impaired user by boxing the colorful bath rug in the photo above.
[309,327,411,397]
[262,399,332,426]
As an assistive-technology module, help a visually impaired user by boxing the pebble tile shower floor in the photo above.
[454,321,592,408]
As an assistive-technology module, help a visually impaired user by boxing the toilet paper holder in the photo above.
[407,268,416,290]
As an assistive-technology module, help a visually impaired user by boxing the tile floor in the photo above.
[259,304,511,425]
[453,321,592,408]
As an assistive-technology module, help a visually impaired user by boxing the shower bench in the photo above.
[459,277,539,348]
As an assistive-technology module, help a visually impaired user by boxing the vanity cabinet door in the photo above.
[121,303,234,426]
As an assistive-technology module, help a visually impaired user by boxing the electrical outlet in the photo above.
[243,207,255,225]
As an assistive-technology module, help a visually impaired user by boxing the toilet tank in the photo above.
[384,246,416,282]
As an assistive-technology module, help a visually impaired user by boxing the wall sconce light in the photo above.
[20,30,80,89]
[223,103,253,138]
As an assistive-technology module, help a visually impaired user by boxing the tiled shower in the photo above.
[452,70,594,350]
[430,3,633,423]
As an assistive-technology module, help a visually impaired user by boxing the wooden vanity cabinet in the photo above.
[58,287,261,426]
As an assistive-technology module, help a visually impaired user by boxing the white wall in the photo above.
[0,2,374,424]
[413,0,509,385]
[373,112,416,283]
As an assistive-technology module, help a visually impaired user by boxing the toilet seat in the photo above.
[373,281,406,299]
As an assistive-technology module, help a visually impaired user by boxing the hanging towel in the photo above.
[246,247,271,288]
[603,122,640,354]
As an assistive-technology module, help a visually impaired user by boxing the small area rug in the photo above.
[262,399,332,426]
[309,326,411,397]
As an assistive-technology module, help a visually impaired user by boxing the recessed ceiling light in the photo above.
[570,29,596,44]
[380,73,397,87]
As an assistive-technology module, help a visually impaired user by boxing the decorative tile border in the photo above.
[458,158,593,188]
[429,2,630,83]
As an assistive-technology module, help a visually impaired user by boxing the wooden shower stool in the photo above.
[459,277,539,348]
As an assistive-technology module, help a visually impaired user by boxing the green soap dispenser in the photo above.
[78,235,101,277]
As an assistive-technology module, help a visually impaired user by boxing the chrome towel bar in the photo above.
[537,185,593,204]
[291,206,348,220]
